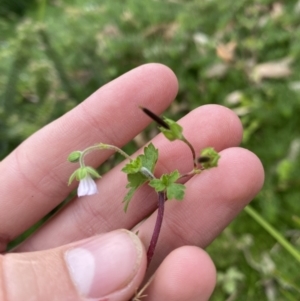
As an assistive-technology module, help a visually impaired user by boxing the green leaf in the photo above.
[139,143,159,172]
[159,118,184,141]
[199,147,220,169]
[148,178,166,191]
[149,170,185,201]
[122,143,159,211]
[122,143,158,175]
[122,173,148,212]
[167,170,181,183]
[122,157,142,173]
[123,185,138,212]
[166,183,185,200]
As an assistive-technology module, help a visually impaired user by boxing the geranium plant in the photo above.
[67,107,220,299]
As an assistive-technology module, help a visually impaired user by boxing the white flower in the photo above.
[68,166,100,197]
[77,174,98,197]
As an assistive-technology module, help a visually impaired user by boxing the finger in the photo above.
[138,147,264,275]
[143,246,216,301]
[0,63,178,251]
[17,105,243,252]
[0,230,146,301]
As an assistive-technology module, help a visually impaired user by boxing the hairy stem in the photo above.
[147,191,166,267]
[182,136,197,168]
[98,143,132,160]
[79,143,132,167]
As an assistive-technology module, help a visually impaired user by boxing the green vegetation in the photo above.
[122,142,159,211]
[1,0,300,299]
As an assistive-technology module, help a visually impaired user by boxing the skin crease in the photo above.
[0,64,264,300]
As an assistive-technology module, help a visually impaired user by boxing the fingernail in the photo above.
[65,230,143,299]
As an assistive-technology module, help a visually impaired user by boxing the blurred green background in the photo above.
[1,0,300,300]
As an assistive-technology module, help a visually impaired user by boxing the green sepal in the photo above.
[68,166,101,185]
[149,170,186,201]
[77,167,88,180]
[122,143,159,212]
[199,147,220,169]
[68,169,79,185]
[67,151,81,163]
[85,166,101,178]
[159,118,184,141]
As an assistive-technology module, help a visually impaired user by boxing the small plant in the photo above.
[67,107,220,298]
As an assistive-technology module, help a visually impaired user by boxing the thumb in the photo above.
[1,230,146,301]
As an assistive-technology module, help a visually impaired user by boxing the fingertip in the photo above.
[138,63,179,84]
[145,246,216,301]
[219,147,265,203]
[240,147,265,191]
[190,104,244,149]
[134,63,179,102]
[214,105,244,147]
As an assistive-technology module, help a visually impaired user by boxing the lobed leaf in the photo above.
[149,170,185,201]
[166,183,185,200]
[122,143,159,211]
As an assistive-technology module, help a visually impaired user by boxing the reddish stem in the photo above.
[146,191,166,267]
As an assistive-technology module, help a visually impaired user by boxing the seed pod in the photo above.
[198,156,211,163]
[140,107,170,129]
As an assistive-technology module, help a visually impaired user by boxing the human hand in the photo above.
[0,64,264,300]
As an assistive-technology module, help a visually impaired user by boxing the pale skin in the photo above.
[0,64,264,301]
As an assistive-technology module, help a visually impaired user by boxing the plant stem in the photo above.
[244,205,300,263]
[147,191,166,267]
[179,168,203,180]
[182,136,197,168]
[79,143,132,167]
[98,143,132,160]
[140,167,155,179]
[131,274,155,301]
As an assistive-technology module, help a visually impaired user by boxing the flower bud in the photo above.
[67,151,81,163]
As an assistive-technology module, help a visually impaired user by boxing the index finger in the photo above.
[0,63,178,251]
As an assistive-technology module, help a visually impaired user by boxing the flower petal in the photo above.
[78,175,98,197]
